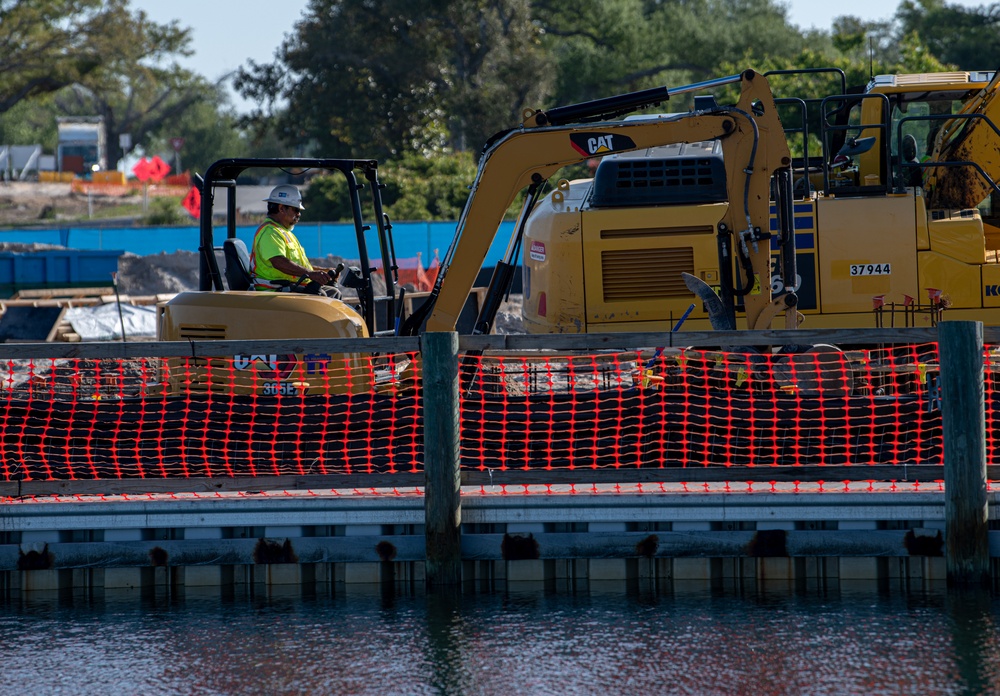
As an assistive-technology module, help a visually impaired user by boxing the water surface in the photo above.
[1,583,997,695]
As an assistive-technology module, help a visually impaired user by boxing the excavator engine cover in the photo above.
[590,141,728,208]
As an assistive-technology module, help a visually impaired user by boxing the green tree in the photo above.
[0,95,59,149]
[148,94,246,177]
[897,0,1000,70]
[533,0,665,104]
[714,32,952,160]
[534,0,806,109]
[380,151,478,220]
[0,0,219,172]
[50,3,213,170]
[0,0,114,112]
[304,151,477,222]
[235,0,552,160]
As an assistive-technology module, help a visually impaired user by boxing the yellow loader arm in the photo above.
[418,69,793,334]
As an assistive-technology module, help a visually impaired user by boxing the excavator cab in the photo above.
[820,93,892,195]
[764,67,849,198]
[829,135,877,187]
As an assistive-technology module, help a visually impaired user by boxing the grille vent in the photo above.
[615,158,717,189]
[178,325,227,340]
[590,142,727,207]
[601,248,694,301]
[601,225,714,240]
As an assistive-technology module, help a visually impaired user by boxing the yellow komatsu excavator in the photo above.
[520,67,1000,334]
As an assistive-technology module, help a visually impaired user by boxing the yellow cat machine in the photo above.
[400,70,798,337]
[158,158,402,395]
[520,68,1000,333]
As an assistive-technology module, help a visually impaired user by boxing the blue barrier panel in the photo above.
[0,229,66,247]
[0,221,518,267]
[0,249,124,294]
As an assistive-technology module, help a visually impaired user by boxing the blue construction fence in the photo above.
[0,221,516,267]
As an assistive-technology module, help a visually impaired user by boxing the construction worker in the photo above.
[250,184,341,297]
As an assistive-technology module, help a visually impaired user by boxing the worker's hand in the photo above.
[307,269,331,285]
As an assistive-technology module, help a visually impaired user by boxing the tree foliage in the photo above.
[303,151,477,222]
[897,0,1000,70]
[149,98,247,177]
[0,0,111,112]
[50,4,214,170]
[237,0,814,160]
[0,95,59,150]
[0,0,220,171]
[235,0,552,160]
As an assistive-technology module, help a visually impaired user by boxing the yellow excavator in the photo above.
[520,67,1000,333]
[401,69,796,337]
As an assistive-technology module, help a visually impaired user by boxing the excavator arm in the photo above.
[926,70,1000,210]
[405,69,793,335]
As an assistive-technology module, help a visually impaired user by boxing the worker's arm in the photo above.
[269,256,331,285]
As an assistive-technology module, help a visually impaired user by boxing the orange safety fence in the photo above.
[0,342,983,485]
[460,344,948,470]
[0,352,422,482]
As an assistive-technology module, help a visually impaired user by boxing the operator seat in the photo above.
[901,134,922,187]
[223,238,254,291]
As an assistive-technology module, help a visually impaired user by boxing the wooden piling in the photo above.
[939,321,990,587]
[422,331,462,585]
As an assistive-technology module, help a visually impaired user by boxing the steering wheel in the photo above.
[290,262,346,290]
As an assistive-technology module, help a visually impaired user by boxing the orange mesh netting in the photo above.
[0,343,965,483]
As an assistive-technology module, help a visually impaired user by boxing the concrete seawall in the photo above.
[1,484,991,596]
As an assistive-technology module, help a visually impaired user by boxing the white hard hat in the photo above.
[263,184,305,210]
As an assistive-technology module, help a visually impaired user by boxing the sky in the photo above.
[129,0,990,112]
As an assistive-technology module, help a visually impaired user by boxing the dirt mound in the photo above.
[0,242,67,252]
[117,251,200,294]
[493,299,524,334]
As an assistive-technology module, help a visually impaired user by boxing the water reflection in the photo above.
[1,583,999,695]
[947,588,1000,694]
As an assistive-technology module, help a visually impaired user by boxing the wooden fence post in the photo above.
[422,331,462,585]
[939,320,990,586]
